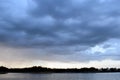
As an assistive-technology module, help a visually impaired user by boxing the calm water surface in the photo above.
[0,73,119,80]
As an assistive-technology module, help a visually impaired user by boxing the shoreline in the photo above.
[1,66,120,73]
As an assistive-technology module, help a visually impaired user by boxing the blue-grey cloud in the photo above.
[0,0,120,63]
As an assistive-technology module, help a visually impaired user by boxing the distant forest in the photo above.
[0,66,120,73]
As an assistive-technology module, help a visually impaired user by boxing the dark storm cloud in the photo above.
[0,0,120,48]
[0,0,120,63]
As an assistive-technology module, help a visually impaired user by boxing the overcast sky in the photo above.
[0,0,120,68]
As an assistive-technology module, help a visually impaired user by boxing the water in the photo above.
[0,73,119,80]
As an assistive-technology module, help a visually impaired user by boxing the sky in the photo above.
[0,0,120,68]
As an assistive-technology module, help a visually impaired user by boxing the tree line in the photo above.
[0,66,120,73]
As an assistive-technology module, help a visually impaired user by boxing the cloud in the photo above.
[0,0,120,65]
[0,0,120,47]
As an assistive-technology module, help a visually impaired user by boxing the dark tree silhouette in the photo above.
[0,66,120,73]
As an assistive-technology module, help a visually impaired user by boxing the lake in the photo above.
[0,73,119,80]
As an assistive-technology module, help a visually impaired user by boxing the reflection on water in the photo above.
[0,73,120,80]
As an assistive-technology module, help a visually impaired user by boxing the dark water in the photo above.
[0,73,120,80]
